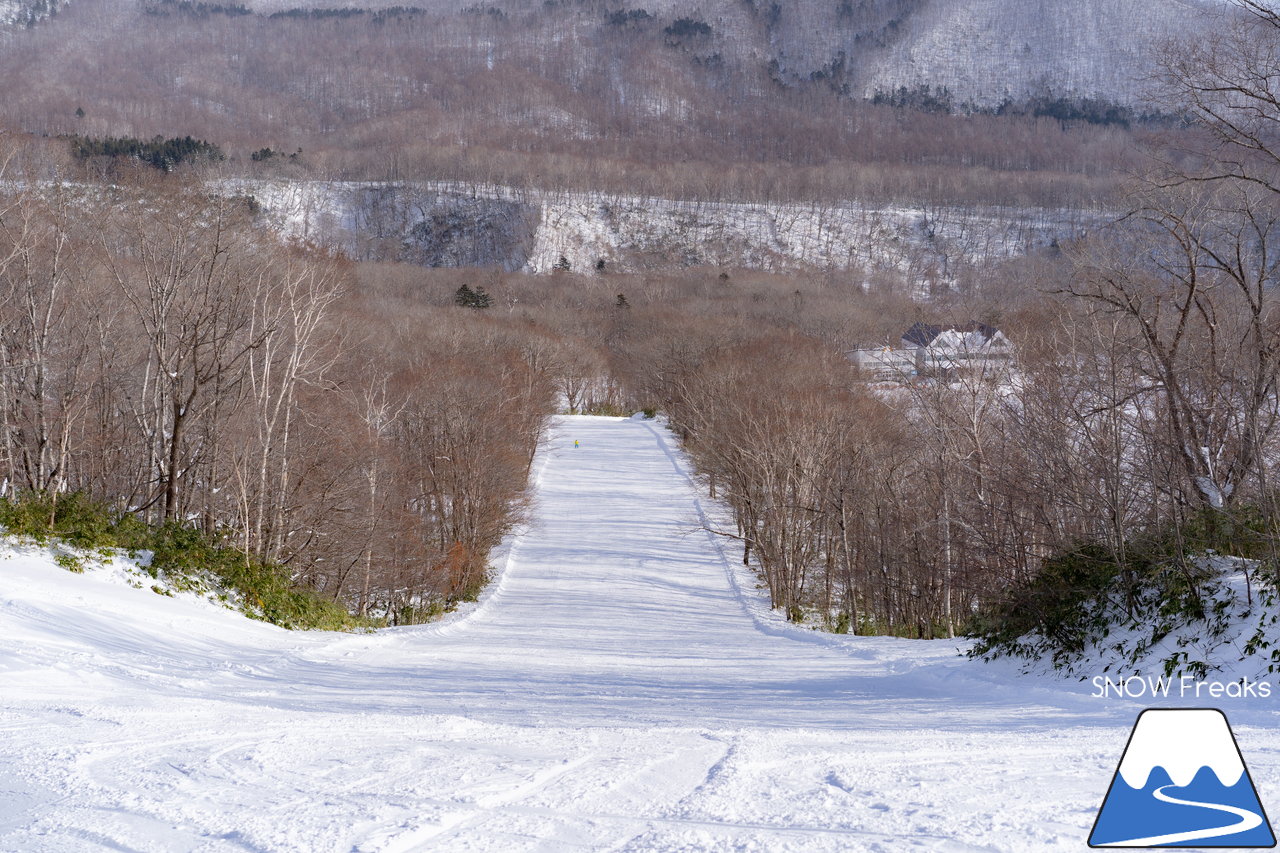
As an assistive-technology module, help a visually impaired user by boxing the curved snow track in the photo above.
[1113,784,1265,847]
[1,416,1277,852]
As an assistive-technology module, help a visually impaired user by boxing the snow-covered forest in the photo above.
[11,415,1277,851]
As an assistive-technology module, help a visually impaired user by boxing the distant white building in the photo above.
[850,322,1013,380]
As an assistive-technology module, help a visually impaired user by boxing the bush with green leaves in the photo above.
[53,552,85,573]
[0,491,120,549]
[0,491,371,631]
[967,508,1280,677]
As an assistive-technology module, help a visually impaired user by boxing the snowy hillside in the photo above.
[240,179,1097,281]
[853,0,1219,109]
[183,0,1221,109]
[8,0,1219,109]
[3,416,1278,851]
[0,0,59,26]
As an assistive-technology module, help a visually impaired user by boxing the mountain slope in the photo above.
[221,0,1225,108]
[241,178,1099,278]
[852,0,1219,108]
[6,0,1224,110]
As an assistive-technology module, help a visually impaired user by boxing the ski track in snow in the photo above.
[2,415,1279,852]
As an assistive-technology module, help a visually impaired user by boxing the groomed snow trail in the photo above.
[2,416,1278,852]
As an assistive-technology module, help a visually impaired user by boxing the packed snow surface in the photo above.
[3,416,1279,851]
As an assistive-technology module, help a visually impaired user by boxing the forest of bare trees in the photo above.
[577,239,1274,646]
[570,2,1280,650]
[0,164,562,622]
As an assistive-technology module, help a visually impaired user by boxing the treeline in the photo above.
[483,189,1278,642]
[67,134,223,171]
[444,268,1016,637]
[0,171,555,623]
[872,85,1172,128]
[618,322,1015,637]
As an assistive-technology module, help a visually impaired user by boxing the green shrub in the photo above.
[584,401,629,417]
[1180,503,1279,561]
[141,520,362,630]
[0,491,116,548]
[0,491,371,631]
[393,600,447,625]
[449,569,488,605]
[53,552,84,573]
[967,520,1273,675]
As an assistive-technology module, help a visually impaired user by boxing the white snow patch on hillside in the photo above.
[0,0,24,24]
[999,556,1280,682]
[0,0,63,26]
[235,178,1100,284]
[0,538,244,615]
[3,416,1279,852]
[858,0,1218,109]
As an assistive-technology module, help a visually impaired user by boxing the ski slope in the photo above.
[2,415,1278,852]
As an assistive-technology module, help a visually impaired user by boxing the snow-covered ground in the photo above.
[2,415,1279,851]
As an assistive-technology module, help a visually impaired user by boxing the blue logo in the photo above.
[1090,708,1275,848]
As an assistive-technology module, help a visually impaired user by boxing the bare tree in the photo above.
[100,187,269,521]
[1067,179,1280,515]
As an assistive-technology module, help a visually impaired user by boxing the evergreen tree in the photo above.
[67,134,223,171]
[453,283,492,309]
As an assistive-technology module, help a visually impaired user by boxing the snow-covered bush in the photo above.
[968,518,1280,678]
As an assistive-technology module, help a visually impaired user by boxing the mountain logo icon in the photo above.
[1090,708,1276,848]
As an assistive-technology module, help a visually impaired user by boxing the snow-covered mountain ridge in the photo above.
[849,0,1218,109]
[203,0,1224,109]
